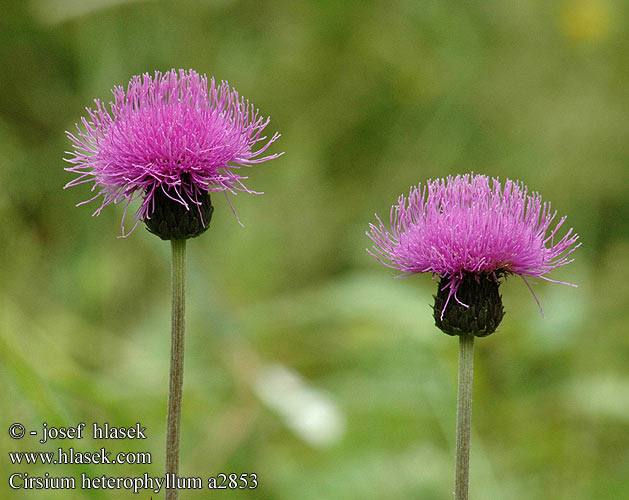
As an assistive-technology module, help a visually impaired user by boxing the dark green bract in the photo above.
[144,187,214,241]
[433,273,505,337]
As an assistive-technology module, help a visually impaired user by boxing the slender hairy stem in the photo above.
[454,334,474,500]
[165,239,186,500]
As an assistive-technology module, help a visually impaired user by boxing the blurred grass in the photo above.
[1,0,629,499]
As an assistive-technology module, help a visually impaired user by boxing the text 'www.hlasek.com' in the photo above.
[7,421,258,494]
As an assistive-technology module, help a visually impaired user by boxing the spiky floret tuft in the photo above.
[65,69,282,237]
[367,173,580,322]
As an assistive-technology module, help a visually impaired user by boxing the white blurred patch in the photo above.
[568,375,629,421]
[253,364,345,447]
[29,0,145,25]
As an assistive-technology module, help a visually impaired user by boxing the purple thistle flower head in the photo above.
[65,69,282,238]
[367,173,580,336]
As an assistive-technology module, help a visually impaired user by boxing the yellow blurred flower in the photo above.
[560,0,612,42]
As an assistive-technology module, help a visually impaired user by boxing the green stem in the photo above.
[454,334,474,500]
[165,239,186,500]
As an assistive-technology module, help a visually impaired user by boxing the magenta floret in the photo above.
[65,69,282,236]
[367,174,580,316]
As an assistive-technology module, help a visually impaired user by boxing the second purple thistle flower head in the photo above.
[65,69,282,239]
[367,173,581,337]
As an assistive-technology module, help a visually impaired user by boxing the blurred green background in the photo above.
[1,0,628,498]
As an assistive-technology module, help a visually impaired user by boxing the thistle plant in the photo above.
[367,173,580,500]
[65,69,281,499]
